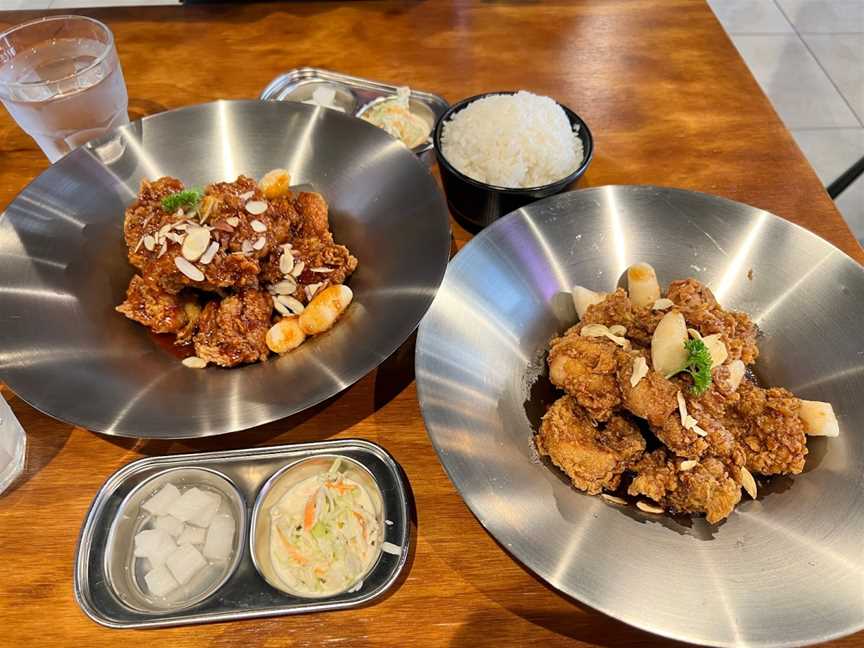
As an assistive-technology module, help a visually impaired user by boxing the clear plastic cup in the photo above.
[0,393,26,495]
[0,15,129,162]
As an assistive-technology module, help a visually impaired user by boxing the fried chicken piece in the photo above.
[123,177,184,253]
[193,288,272,367]
[579,288,666,347]
[616,349,678,427]
[294,191,330,239]
[667,279,759,365]
[548,333,622,421]
[628,449,742,524]
[536,396,645,495]
[116,274,193,334]
[724,380,807,475]
[259,237,358,301]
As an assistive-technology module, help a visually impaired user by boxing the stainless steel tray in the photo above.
[74,440,411,628]
[260,67,448,159]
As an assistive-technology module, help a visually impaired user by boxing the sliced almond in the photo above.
[212,220,235,233]
[158,240,168,258]
[290,260,305,278]
[279,251,295,275]
[172,222,188,231]
[652,298,674,310]
[252,236,267,251]
[226,216,240,227]
[198,195,218,223]
[238,190,254,201]
[740,466,757,499]
[245,200,268,215]
[273,277,297,295]
[143,234,156,252]
[701,333,729,369]
[687,328,703,340]
[608,324,627,337]
[676,391,689,427]
[250,219,267,233]
[580,324,610,338]
[182,356,207,369]
[310,267,333,274]
[181,226,211,262]
[165,232,185,244]
[273,296,291,316]
[133,236,145,253]
[241,240,254,255]
[276,294,305,315]
[601,494,628,505]
[679,460,698,471]
[174,256,205,282]
[636,501,665,514]
[630,356,649,388]
[305,282,324,301]
[199,241,219,265]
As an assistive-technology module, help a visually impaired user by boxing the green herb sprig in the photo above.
[161,188,202,213]
[682,338,712,395]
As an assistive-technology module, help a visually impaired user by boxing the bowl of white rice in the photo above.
[434,91,593,229]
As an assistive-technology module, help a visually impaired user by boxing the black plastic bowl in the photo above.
[433,92,594,231]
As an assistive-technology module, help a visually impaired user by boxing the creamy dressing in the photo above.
[359,87,430,149]
[268,461,381,596]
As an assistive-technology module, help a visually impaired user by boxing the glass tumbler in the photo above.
[0,15,129,162]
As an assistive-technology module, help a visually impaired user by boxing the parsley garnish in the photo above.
[161,188,202,213]
[682,338,712,395]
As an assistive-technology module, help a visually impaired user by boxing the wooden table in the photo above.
[0,2,860,646]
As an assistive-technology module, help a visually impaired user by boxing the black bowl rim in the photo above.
[432,91,595,195]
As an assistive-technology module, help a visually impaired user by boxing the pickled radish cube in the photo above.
[141,483,181,516]
[165,543,207,585]
[144,565,179,597]
[134,529,177,568]
[203,514,234,561]
[166,487,218,524]
[154,515,184,538]
[188,492,221,528]
[177,525,206,546]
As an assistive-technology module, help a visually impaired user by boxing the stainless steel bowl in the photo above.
[415,185,864,647]
[250,455,385,598]
[0,100,450,438]
[104,467,246,612]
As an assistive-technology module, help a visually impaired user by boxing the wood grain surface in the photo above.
[0,2,860,647]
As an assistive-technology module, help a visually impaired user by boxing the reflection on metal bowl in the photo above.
[0,100,451,439]
[416,186,864,647]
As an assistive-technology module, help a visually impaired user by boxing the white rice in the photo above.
[440,91,584,189]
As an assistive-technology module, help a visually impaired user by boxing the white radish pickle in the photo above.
[572,285,605,319]
[799,400,840,437]
[627,262,661,308]
[651,311,689,377]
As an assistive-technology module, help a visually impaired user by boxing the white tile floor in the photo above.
[708,0,864,241]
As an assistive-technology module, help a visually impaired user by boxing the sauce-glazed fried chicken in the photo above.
[116,170,358,367]
[537,396,645,494]
[535,263,837,524]
[628,449,742,525]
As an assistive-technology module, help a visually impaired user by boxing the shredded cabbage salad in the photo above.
[270,459,380,595]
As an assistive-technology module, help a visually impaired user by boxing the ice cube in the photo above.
[133,529,177,568]
[165,543,207,585]
[141,483,182,516]
[144,565,179,597]
[203,514,235,561]
[166,487,219,524]
[188,492,221,528]
[177,525,206,546]
[154,515,184,538]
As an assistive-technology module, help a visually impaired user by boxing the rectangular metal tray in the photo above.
[74,439,411,628]
[259,67,449,159]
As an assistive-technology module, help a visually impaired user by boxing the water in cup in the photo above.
[0,16,129,162]
[0,393,26,496]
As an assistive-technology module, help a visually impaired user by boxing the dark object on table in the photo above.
[433,92,593,231]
